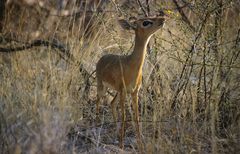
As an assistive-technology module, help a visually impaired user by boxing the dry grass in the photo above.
[1,1,240,153]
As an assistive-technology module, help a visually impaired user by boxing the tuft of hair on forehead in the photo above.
[118,18,137,30]
[129,16,137,21]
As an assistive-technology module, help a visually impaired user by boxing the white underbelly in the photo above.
[103,81,116,90]
[103,81,138,93]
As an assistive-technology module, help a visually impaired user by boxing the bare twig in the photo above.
[171,11,210,110]
[137,0,148,17]
[172,0,195,31]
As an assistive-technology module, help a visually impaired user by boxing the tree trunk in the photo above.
[0,0,6,32]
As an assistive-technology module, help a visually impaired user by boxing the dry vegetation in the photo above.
[0,0,240,153]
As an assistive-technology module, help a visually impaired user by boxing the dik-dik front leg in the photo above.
[96,80,106,121]
[119,90,126,148]
[131,87,144,152]
[110,93,118,125]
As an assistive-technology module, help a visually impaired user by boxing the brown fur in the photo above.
[96,16,166,150]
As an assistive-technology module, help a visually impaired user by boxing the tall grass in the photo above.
[1,0,240,153]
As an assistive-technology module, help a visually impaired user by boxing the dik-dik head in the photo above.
[119,15,165,38]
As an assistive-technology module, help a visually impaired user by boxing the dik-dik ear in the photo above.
[118,19,137,30]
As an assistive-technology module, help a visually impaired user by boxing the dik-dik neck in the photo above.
[129,33,152,70]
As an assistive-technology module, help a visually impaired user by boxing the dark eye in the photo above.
[142,21,153,26]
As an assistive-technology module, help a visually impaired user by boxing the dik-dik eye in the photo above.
[142,20,153,27]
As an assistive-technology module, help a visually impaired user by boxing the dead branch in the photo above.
[0,39,69,54]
